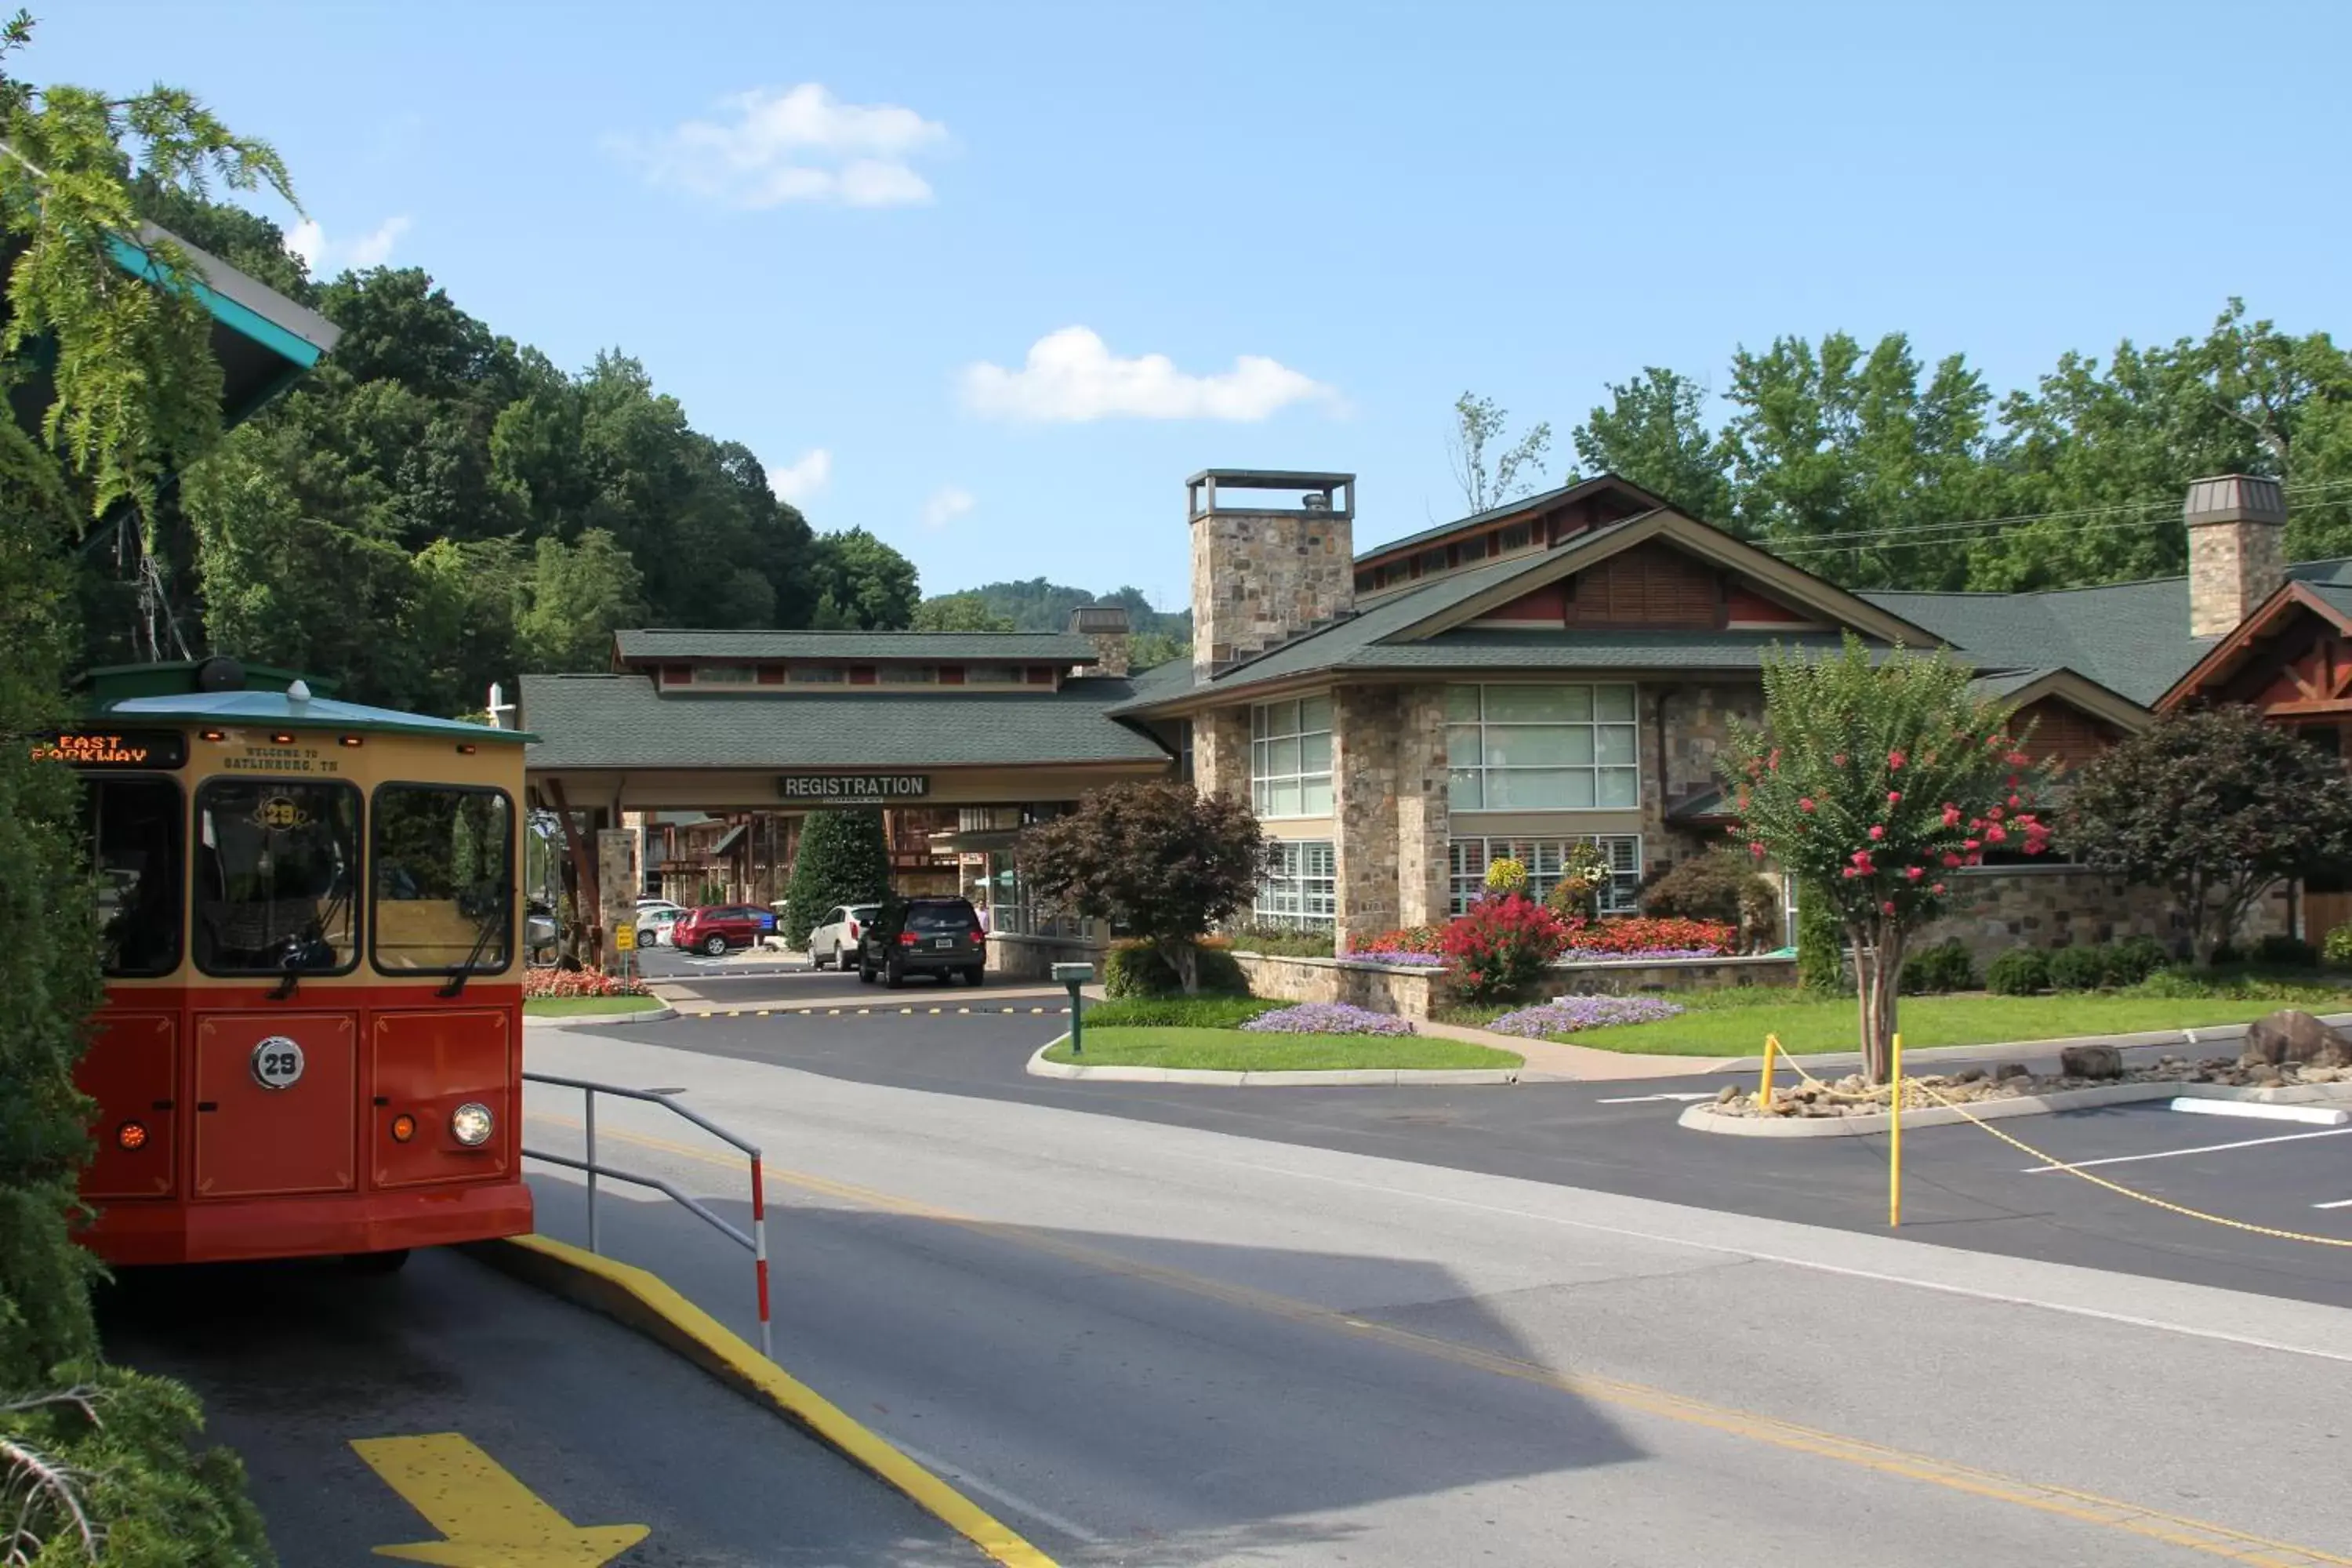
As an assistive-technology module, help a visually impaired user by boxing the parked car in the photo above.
[672,903,776,956]
[857,897,987,988]
[636,906,684,948]
[807,902,884,970]
[637,896,685,921]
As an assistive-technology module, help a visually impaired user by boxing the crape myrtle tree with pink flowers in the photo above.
[1722,635,2054,1083]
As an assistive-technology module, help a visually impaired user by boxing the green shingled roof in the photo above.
[521,674,1171,770]
[1356,474,1671,561]
[612,629,1098,662]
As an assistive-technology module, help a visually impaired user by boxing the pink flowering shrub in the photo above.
[1441,894,1571,1002]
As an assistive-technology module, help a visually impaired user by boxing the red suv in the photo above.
[672,904,777,956]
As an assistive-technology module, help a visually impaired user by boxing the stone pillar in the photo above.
[597,829,636,971]
[1069,605,1132,677]
[1192,706,1251,804]
[1395,685,1454,928]
[1187,471,1356,677]
[1332,685,1401,950]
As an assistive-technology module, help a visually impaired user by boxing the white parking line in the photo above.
[2020,1125,2352,1174]
[2312,1198,2352,1210]
[1595,1091,1719,1104]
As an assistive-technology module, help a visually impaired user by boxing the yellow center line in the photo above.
[525,1112,2350,1566]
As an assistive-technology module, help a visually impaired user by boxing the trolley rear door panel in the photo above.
[78,1011,178,1200]
[193,1012,358,1198]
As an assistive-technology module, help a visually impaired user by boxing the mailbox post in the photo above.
[1051,961,1094,1055]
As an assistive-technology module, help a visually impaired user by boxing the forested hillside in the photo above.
[92,186,920,716]
[915,577,1189,655]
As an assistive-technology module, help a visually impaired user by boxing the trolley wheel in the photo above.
[346,1248,411,1276]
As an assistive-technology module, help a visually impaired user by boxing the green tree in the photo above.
[1724,637,2053,1082]
[780,811,890,949]
[515,529,644,672]
[1570,367,1733,524]
[1018,782,1269,993]
[1126,630,1189,670]
[0,13,275,1559]
[2063,706,2352,966]
[910,591,1015,633]
[808,528,920,630]
[1446,390,1552,515]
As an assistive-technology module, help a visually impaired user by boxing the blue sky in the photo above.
[44,1,2352,611]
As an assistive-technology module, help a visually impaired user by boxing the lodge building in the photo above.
[519,466,2340,972]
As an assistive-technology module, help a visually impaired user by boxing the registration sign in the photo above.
[775,773,931,806]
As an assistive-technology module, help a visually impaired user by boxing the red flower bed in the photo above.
[522,967,651,999]
[1560,916,1735,956]
[1361,925,1444,956]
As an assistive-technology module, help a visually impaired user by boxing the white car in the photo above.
[636,906,684,948]
[807,902,884,970]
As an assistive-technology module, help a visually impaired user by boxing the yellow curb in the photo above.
[471,1234,1057,1568]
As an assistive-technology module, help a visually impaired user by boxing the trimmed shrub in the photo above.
[2253,933,2320,969]
[1640,849,1775,939]
[1796,881,1844,993]
[781,810,890,949]
[1083,995,1282,1027]
[2106,935,2172,985]
[1225,921,1334,957]
[1985,947,2049,996]
[2326,922,2352,968]
[2045,944,2109,992]
[1899,938,1976,995]
[1104,941,1249,998]
[1442,894,1570,1003]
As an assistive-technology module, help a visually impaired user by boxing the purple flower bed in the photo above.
[1484,995,1686,1038]
[1340,949,1446,967]
[1239,1001,1418,1036]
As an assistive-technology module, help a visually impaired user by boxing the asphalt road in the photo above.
[100,1247,979,1566]
[516,1022,2352,1568]
[616,1007,2352,1309]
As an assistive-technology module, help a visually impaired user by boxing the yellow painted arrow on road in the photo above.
[354,1433,649,1566]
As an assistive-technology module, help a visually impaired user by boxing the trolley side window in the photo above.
[85,776,183,978]
[194,780,361,975]
[371,785,514,974]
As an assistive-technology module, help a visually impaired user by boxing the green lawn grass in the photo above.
[1044,1025,1521,1072]
[1483,991,2352,1057]
[524,994,665,1017]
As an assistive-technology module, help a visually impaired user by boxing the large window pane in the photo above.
[1597,725,1638,765]
[1599,768,1639,808]
[1445,686,1482,723]
[1486,727,1589,768]
[1446,683,1642,815]
[1266,736,1301,778]
[1269,777,1303,818]
[1489,768,1582,809]
[85,776,182,978]
[1446,726,1483,767]
[1249,696,1332,819]
[1298,732,1332,775]
[1301,778,1334,815]
[1255,840,1335,926]
[195,780,361,975]
[1594,685,1637,722]
[1300,695,1334,733]
[1448,769,1484,809]
[1484,686,1585,724]
[372,785,515,974]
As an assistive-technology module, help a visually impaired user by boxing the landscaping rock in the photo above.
[1994,1062,2030,1081]
[1954,1066,1987,1084]
[1716,1083,1740,1104]
[2059,1044,2125,1080]
[2240,1010,2350,1068]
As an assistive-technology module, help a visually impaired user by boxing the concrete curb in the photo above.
[522,1004,678,1028]
[1025,1038,1520,1087]
[464,1233,1057,1568]
[1708,1012,2352,1073]
[1678,1078,2352,1138]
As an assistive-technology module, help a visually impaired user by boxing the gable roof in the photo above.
[2152,573,2352,712]
[612,628,1099,663]
[1114,507,1942,715]
[1354,474,1673,564]
[522,673,1171,771]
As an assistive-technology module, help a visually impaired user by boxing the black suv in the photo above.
[858,897,987,988]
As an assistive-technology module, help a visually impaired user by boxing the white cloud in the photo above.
[284,213,412,274]
[960,327,1339,423]
[767,448,832,503]
[920,485,975,530]
[616,84,948,209]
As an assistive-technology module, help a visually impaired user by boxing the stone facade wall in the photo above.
[1912,868,2292,966]
[1640,681,1766,869]
[2187,519,2285,638]
[1190,509,1354,675]
[989,931,1107,981]
[1331,685,1401,946]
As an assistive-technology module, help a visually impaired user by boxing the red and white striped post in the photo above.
[750,1157,772,1359]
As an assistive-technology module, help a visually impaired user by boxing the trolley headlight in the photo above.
[449,1102,495,1147]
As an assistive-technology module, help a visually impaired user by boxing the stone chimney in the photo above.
[2185,474,2288,637]
[1069,604,1131,678]
[1186,469,1356,677]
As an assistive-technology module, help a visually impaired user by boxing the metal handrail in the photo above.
[521,1070,771,1358]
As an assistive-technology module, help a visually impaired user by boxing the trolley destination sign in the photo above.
[28,729,187,769]
[775,772,931,805]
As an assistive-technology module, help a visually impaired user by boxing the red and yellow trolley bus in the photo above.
[49,657,533,1268]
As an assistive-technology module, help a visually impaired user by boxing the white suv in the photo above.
[808,903,883,970]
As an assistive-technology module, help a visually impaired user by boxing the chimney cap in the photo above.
[1069,604,1131,635]
[2185,474,2286,527]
